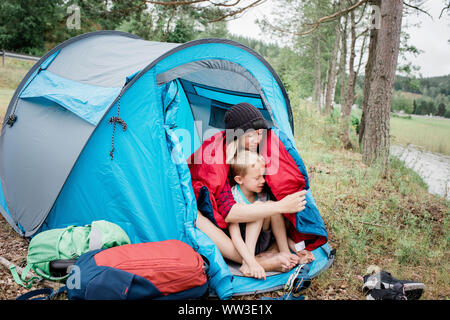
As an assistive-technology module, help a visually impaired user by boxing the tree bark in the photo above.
[338,14,348,114]
[359,6,379,146]
[324,20,341,115]
[312,29,322,112]
[360,0,403,174]
[340,9,357,149]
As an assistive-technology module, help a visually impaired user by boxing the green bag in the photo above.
[10,220,131,288]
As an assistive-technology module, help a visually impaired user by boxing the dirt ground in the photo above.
[0,216,39,299]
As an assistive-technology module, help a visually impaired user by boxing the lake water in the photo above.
[390,145,450,200]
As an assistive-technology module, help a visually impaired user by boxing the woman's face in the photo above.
[240,129,263,152]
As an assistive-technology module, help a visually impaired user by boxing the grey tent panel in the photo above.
[48,35,181,88]
[1,31,142,130]
[0,98,93,236]
[182,69,259,94]
[156,59,260,94]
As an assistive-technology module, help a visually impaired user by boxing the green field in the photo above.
[349,108,450,156]
[390,115,450,155]
[0,58,34,125]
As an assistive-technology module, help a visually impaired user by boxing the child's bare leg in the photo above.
[262,217,271,232]
[244,219,264,257]
[196,211,243,263]
[270,214,299,265]
[237,219,264,276]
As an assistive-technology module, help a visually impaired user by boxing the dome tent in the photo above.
[0,31,333,299]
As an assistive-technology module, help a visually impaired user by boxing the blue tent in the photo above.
[0,31,333,299]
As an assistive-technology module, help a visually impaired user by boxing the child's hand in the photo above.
[278,190,307,213]
[246,261,266,280]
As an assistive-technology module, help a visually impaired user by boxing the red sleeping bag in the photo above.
[188,129,326,251]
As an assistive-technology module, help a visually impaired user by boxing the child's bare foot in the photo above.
[278,251,299,269]
[239,262,251,276]
[257,252,295,273]
[296,250,315,264]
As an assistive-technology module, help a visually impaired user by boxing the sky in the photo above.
[227,0,450,78]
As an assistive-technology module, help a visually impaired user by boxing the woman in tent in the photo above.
[188,103,314,275]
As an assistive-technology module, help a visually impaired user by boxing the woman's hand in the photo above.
[276,190,307,213]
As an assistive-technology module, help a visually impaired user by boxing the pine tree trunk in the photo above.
[338,15,348,114]
[313,30,322,112]
[360,0,403,174]
[324,21,340,115]
[359,2,380,146]
[340,9,357,149]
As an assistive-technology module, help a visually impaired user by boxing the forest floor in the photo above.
[0,60,449,300]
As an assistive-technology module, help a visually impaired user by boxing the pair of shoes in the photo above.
[366,282,407,300]
[363,270,425,300]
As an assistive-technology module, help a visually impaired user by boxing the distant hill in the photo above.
[395,74,450,97]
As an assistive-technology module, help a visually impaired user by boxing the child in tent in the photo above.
[228,149,314,279]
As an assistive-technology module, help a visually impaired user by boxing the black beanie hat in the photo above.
[224,102,268,132]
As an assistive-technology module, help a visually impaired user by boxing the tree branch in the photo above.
[265,0,368,37]
[403,1,433,19]
[356,27,369,39]
[146,0,207,5]
[145,0,265,22]
[439,1,450,18]
[209,0,266,22]
[208,0,242,7]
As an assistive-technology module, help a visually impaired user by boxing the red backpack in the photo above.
[66,240,209,300]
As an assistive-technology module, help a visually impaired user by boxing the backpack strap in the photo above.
[10,262,70,288]
[9,264,40,289]
[34,266,71,282]
[16,286,67,300]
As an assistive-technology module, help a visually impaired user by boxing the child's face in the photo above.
[237,160,266,193]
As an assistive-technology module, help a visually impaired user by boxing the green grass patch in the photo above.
[391,115,450,155]
[0,58,34,126]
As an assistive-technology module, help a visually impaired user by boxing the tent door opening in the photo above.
[156,60,276,145]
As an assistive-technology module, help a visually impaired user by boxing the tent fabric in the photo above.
[229,243,334,296]
[0,97,95,237]
[156,59,262,95]
[0,31,332,299]
[46,33,180,88]
[19,70,122,125]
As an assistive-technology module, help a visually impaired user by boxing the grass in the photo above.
[0,58,34,125]
[291,101,449,299]
[390,115,450,155]
[350,107,450,156]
